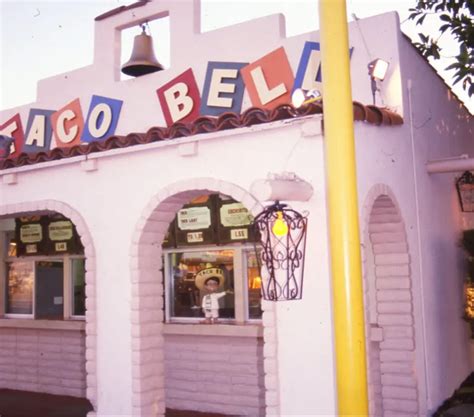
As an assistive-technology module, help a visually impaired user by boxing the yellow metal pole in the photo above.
[318,1,369,416]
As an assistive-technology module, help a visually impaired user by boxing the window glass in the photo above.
[35,261,64,320]
[6,261,33,314]
[169,250,235,320]
[72,259,86,316]
[246,249,263,319]
[6,231,17,257]
[2,214,86,320]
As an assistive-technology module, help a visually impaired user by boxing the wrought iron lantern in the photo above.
[456,171,474,212]
[367,58,389,106]
[252,201,308,301]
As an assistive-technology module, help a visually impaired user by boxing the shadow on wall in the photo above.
[432,372,474,417]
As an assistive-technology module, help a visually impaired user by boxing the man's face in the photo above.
[204,280,219,293]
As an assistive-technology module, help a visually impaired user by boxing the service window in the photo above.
[245,249,263,320]
[6,261,34,315]
[35,261,64,320]
[71,258,86,316]
[164,245,262,323]
[5,257,85,319]
[2,215,86,320]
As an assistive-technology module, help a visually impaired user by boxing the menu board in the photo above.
[177,206,212,230]
[217,200,258,244]
[15,216,48,256]
[15,214,84,256]
[45,215,84,255]
[174,195,217,246]
[164,194,259,248]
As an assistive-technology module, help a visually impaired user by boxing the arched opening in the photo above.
[130,180,277,417]
[363,189,419,417]
[0,200,97,411]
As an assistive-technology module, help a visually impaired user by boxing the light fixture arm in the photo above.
[367,58,389,106]
[370,76,377,106]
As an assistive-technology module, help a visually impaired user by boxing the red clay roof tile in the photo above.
[0,102,402,170]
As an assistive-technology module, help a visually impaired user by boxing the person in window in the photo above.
[201,277,227,324]
[195,267,226,324]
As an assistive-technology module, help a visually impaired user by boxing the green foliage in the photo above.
[409,0,474,97]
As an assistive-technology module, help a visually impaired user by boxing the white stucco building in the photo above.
[0,1,473,416]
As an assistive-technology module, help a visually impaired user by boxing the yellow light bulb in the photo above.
[272,211,288,237]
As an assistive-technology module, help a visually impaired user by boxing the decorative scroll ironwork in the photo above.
[252,201,308,301]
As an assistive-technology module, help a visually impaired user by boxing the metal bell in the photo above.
[121,26,163,77]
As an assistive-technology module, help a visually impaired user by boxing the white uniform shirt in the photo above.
[202,292,226,310]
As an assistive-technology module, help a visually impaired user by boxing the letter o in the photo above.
[88,103,112,138]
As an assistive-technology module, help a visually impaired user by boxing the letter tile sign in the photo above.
[0,114,24,158]
[240,47,294,110]
[293,41,323,94]
[51,98,84,148]
[157,68,201,127]
[82,95,123,143]
[23,109,55,154]
[200,62,247,116]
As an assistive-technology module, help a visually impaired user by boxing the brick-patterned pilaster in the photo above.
[362,186,419,417]
[0,200,96,411]
[130,179,269,417]
[261,300,279,417]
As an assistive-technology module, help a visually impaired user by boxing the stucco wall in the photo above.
[164,333,265,415]
[0,327,86,397]
[0,118,333,416]
[396,30,474,414]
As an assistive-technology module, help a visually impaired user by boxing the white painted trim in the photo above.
[163,323,263,337]
[233,247,246,324]
[0,115,322,177]
[426,154,474,174]
[0,317,85,330]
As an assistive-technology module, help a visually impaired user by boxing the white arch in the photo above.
[128,178,280,417]
[361,184,419,417]
[0,199,98,410]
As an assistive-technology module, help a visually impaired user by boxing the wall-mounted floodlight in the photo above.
[368,58,389,105]
[291,88,322,108]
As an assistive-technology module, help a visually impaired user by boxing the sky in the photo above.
[0,0,471,113]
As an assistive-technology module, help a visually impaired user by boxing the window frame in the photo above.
[163,243,262,325]
[3,254,86,320]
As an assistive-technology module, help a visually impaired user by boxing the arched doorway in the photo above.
[362,186,419,417]
[0,200,97,410]
[129,179,279,417]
